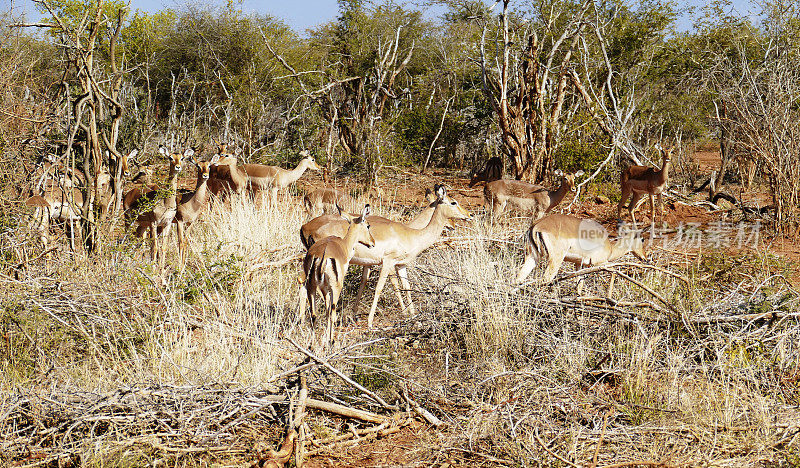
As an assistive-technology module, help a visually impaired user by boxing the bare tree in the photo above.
[17,0,130,252]
[477,0,640,182]
[710,3,800,230]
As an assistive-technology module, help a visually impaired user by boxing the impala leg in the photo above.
[389,274,406,310]
[516,254,538,283]
[658,192,664,226]
[396,265,415,314]
[324,291,334,345]
[649,193,656,228]
[351,266,371,317]
[628,192,644,228]
[368,263,393,329]
[297,282,308,325]
[543,254,564,284]
[160,222,173,271]
[149,224,157,262]
[176,221,186,267]
[270,187,279,207]
[617,186,631,222]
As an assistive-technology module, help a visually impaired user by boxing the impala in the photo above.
[468,156,503,187]
[618,145,672,227]
[515,214,646,284]
[173,154,220,265]
[301,185,471,328]
[484,170,584,221]
[27,148,138,251]
[303,187,357,216]
[129,146,193,269]
[299,205,375,344]
[300,187,442,314]
[208,144,249,198]
[244,150,321,203]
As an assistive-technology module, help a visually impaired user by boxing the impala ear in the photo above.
[183,148,195,158]
[554,169,563,177]
[424,188,436,203]
[158,145,168,156]
[128,149,139,162]
[209,154,220,165]
[361,204,371,220]
[574,170,585,177]
[435,184,446,199]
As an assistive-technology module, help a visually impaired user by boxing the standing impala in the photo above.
[484,170,584,222]
[299,205,375,344]
[300,187,443,315]
[618,145,672,227]
[301,185,471,328]
[245,150,321,203]
[515,214,646,284]
[208,144,249,198]
[174,154,220,265]
[129,146,193,269]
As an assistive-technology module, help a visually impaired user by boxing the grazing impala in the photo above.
[618,145,672,227]
[129,146,193,269]
[484,170,584,222]
[516,214,646,284]
[173,154,220,265]
[245,150,321,203]
[299,205,375,344]
[469,156,503,187]
[303,187,357,216]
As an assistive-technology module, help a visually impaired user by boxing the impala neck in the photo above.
[415,203,451,246]
[658,159,671,184]
[406,205,436,229]
[192,176,210,205]
[341,223,364,262]
[166,166,180,208]
[284,160,311,185]
[608,237,635,262]
[230,164,248,188]
[548,177,570,205]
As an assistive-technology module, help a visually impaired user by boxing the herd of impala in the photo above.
[25,142,673,343]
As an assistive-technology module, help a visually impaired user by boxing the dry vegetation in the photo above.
[2,169,800,466]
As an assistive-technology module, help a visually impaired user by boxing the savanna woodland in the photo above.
[2,0,800,466]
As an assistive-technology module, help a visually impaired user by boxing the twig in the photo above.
[284,335,397,410]
[533,429,581,468]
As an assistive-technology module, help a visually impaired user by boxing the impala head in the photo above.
[655,144,673,164]
[433,184,472,221]
[131,167,154,184]
[119,148,138,177]
[159,146,194,173]
[299,150,322,171]
[343,204,376,247]
[195,154,221,180]
[619,225,647,261]
[554,169,585,192]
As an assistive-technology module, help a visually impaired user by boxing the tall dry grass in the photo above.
[2,184,799,465]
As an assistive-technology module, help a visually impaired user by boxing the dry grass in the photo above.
[1,183,799,466]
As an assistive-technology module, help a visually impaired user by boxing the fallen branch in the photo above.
[401,387,445,428]
[284,335,397,410]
